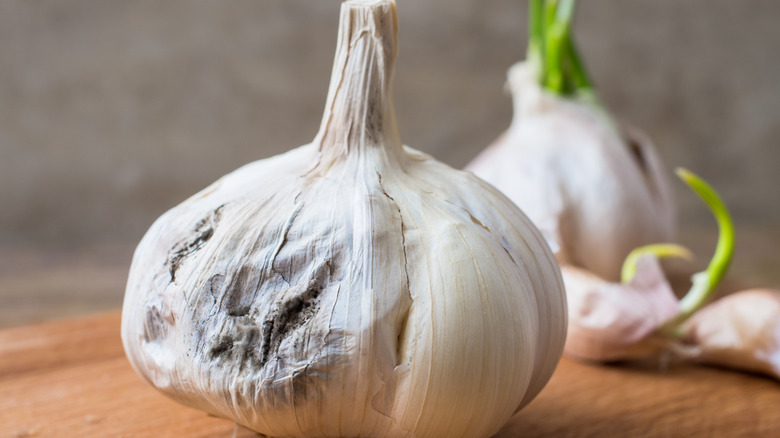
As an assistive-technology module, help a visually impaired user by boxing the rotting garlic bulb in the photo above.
[466,0,675,281]
[683,289,780,379]
[121,1,567,437]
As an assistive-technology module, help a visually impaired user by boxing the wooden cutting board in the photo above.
[1,312,779,438]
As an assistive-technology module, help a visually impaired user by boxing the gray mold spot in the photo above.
[224,265,262,317]
[208,316,261,372]
[166,205,224,282]
[143,306,168,343]
[205,261,331,378]
[259,277,324,366]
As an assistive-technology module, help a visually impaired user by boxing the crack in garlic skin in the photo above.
[466,63,676,282]
[121,2,566,437]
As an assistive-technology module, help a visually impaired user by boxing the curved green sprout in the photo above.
[619,169,734,336]
[621,244,694,284]
[668,168,735,329]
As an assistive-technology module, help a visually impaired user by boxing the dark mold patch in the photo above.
[191,274,224,314]
[143,306,168,343]
[209,338,234,358]
[259,278,323,366]
[166,205,224,282]
[224,265,261,317]
[202,259,335,403]
[208,317,261,372]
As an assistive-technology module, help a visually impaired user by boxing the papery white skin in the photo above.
[466,63,675,281]
[683,289,780,379]
[121,2,567,438]
[562,256,679,362]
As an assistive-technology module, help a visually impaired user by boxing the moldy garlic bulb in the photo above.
[466,0,675,281]
[121,2,567,437]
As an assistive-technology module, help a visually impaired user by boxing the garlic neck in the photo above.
[507,61,605,128]
[314,0,403,167]
[507,62,545,126]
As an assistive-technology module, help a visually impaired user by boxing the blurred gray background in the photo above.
[1,0,779,325]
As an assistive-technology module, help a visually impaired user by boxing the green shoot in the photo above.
[563,24,592,94]
[621,244,693,284]
[663,168,735,335]
[544,0,566,93]
[528,0,546,82]
[528,0,593,96]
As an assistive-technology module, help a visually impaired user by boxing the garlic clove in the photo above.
[682,289,780,379]
[121,1,567,437]
[562,255,680,362]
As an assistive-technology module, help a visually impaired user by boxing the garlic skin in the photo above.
[562,256,679,362]
[121,2,567,438]
[683,289,780,379]
[466,63,675,281]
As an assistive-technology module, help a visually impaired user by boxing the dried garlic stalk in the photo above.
[121,1,567,437]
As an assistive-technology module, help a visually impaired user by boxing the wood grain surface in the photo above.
[2,312,779,438]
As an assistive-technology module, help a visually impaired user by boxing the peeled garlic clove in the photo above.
[467,61,675,282]
[121,2,567,438]
[682,289,780,379]
[562,255,679,362]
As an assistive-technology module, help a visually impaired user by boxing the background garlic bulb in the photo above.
[121,1,567,437]
[466,0,675,281]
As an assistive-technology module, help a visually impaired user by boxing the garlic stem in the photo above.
[527,0,546,82]
[314,0,402,167]
[543,0,564,94]
[530,0,592,96]
[663,168,735,335]
[561,14,592,95]
[620,243,693,284]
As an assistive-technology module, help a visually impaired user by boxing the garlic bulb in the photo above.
[467,63,675,281]
[466,1,675,281]
[121,2,567,437]
[683,289,780,379]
